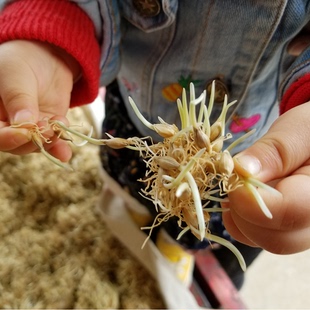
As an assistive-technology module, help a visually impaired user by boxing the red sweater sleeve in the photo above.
[280,73,310,114]
[0,0,101,107]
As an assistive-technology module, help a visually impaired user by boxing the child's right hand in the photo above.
[0,40,80,161]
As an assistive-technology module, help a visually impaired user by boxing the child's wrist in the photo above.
[51,44,81,83]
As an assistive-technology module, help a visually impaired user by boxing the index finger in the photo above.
[0,122,31,151]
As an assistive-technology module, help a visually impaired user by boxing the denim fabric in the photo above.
[1,1,309,149]
[70,0,310,153]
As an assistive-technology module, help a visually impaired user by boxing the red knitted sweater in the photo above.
[0,0,309,113]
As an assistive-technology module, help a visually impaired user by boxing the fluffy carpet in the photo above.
[0,108,165,308]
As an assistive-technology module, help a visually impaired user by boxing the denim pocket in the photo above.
[120,0,178,32]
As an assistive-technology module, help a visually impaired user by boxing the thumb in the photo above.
[0,51,39,124]
[2,94,39,125]
[232,103,310,182]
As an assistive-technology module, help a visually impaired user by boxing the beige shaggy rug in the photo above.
[0,108,165,308]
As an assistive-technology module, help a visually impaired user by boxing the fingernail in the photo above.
[234,154,261,176]
[12,109,34,124]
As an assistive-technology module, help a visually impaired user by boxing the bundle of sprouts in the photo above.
[11,82,278,271]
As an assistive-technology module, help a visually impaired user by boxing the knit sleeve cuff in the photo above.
[280,73,310,114]
[0,0,101,106]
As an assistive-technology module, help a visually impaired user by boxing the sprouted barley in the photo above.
[10,82,280,271]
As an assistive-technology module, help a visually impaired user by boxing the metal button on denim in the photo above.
[206,77,229,104]
[132,0,161,17]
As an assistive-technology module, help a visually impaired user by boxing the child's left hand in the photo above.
[223,102,310,254]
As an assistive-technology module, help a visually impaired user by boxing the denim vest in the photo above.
[3,0,309,153]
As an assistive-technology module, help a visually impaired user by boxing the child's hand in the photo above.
[0,40,80,161]
[224,102,310,254]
